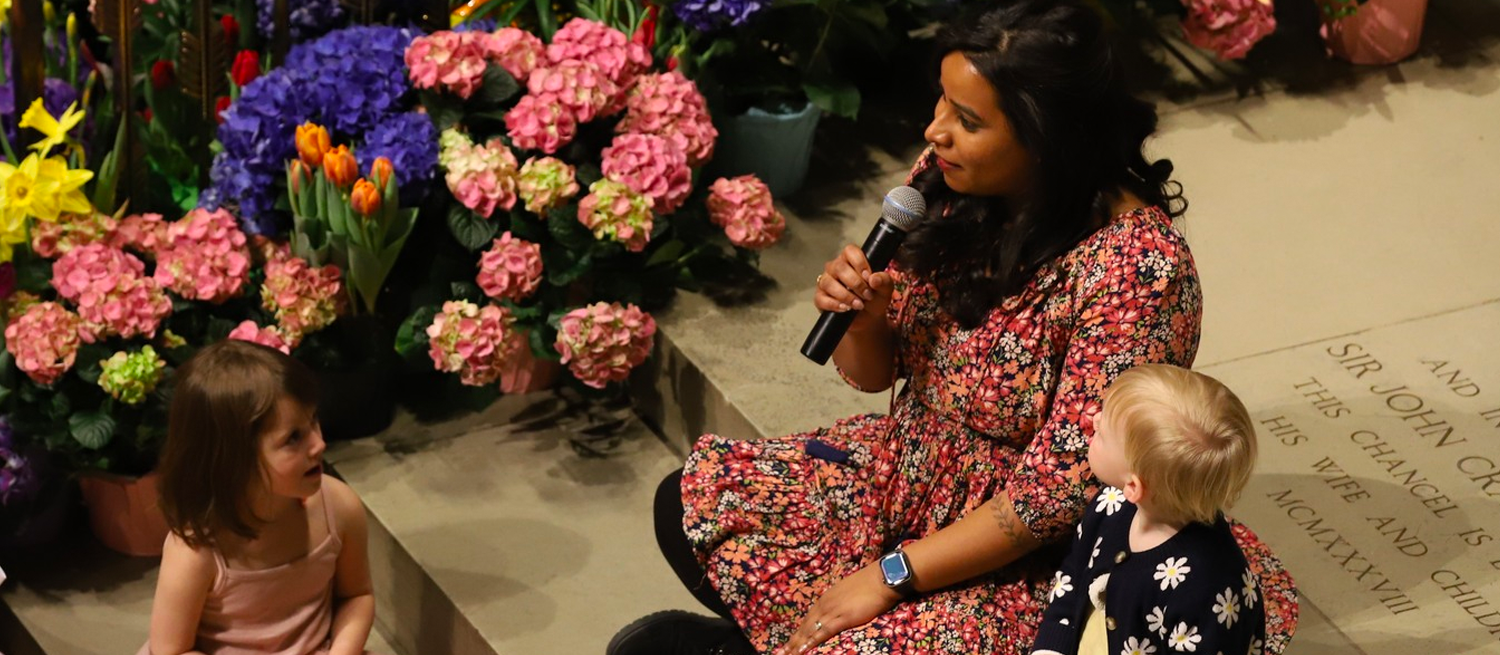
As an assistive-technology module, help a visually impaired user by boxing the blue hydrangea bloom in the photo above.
[359,112,438,206]
[672,0,771,32]
[255,0,346,43]
[209,25,422,234]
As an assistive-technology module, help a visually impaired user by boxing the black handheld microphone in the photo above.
[800,186,926,365]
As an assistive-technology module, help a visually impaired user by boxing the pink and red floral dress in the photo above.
[680,191,1298,654]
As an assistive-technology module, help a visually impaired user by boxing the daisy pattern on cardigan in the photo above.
[1155,557,1192,591]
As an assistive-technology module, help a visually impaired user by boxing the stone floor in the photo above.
[4,2,1500,653]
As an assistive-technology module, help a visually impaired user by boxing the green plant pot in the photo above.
[709,102,822,199]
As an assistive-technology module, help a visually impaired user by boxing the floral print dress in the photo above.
[680,199,1297,654]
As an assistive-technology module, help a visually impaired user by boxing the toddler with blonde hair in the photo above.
[1032,364,1267,655]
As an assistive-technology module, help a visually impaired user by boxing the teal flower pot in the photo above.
[709,102,822,199]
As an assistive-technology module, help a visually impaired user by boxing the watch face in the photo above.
[881,551,911,585]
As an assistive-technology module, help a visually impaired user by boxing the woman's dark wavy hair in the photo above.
[900,0,1186,328]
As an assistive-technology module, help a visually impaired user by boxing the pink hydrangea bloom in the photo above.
[425,300,524,387]
[527,59,619,123]
[546,18,651,90]
[50,244,173,342]
[440,129,521,218]
[618,72,719,167]
[228,320,293,353]
[30,211,118,258]
[406,31,493,99]
[517,157,580,215]
[505,93,579,154]
[577,179,654,252]
[477,232,544,302]
[708,175,786,250]
[154,208,251,303]
[50,243,145,302]
[486,27,546,83]
[4,302,83,385]
[1181,0,1277,60]
[553,301,656,389]
[250,234,292,267]
[261,255,345,342]
[601,133,692,215]
[108,213,170,256]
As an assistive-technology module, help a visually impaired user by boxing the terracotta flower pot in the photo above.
[1321,0,1429,65]
[500,331,561,395]
[501,352,561,392]
[78,470,171,557]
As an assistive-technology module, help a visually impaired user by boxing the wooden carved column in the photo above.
[8,0,46,153]
[180,0,228,188]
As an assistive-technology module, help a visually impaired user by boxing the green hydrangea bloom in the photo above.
[98,346,166,405]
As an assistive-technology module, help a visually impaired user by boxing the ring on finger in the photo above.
[814,620,823,633]
[816,274,824,284]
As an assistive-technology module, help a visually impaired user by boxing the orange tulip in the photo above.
[350,179,381,218]
[289,159,311,195]
[323,145,359,188]
[295,122,331,168]
[371,156,395,190]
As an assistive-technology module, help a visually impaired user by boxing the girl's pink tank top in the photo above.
[138,487,341,655]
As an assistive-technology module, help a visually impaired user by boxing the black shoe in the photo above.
[607,610,756,655]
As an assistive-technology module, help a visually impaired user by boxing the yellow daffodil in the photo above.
[19,99,86,155]
[0,215,29,263]
[0,0,10,28]
[0,154,94,227]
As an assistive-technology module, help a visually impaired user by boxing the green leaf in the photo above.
[509,211,547,241]
[576,163,604,188]
[395,306,440,358]
[75,343,112,385]
[49,392,72,420]
[421,90,464,130]
[548,252,592,286]
[447,205,500,251]
[70,411,117,450]
[507,303,544,322]
[547,208,596,252]
[535,0,558,39]
[529,324,557,360]
[645,239,686,268]
[91,114,129,213]
[450,281,485,303]
[802,81,859,120]
[470,64,521,110]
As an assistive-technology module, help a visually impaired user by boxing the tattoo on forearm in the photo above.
[992,499,1028,543]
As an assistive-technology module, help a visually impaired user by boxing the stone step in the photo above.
[7,2,1500,650]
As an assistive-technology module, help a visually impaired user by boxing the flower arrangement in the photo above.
[285,122,419,315]
[389,17,787,396]
[209,25,432,234]
[0,94,348,476]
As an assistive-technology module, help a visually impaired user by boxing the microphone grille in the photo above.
[882,186,926,232]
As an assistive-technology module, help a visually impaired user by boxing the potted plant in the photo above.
[656,0,906,197]
[1316,0,1425,64]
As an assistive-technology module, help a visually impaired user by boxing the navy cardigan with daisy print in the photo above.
[1030,488,1266,655]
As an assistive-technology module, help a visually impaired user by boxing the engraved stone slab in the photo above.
[1202,301,1500,653]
